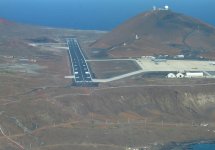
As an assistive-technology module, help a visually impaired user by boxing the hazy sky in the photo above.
[0,0,214,30]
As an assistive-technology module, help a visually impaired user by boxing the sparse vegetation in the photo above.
[1,13,215,150]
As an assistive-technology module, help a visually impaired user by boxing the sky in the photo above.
[0,0,214,30]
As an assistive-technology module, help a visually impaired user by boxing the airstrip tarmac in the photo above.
[136,58,215,72]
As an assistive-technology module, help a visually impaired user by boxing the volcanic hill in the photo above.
[91,10,215,59]
[0,18,13,25]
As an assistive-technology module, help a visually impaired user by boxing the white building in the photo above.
[185,72,204,78]
[174,55,185,59]
[167,73,176,78]
[209,62,215,65]
[164,5,169,10]
[176,73,185,78]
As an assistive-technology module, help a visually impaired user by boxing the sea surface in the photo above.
[188,143,215,150]
[0,0,215,30]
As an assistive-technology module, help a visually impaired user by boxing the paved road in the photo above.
[67,38,93,84]
[92,70,144,83]
[86,59,136,62]
[0,125,25,150]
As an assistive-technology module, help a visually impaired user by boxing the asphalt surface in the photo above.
[67,38,93,84]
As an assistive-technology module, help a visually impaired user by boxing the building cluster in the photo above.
[126,146,149,150]
[2,55,37,63]
[141,54,185,60]
[3,55,14,59]
[153,5,169,11]
[19,58,37,63]
[167,72,204,78]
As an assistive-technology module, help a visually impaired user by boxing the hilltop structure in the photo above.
[153,5,170,11]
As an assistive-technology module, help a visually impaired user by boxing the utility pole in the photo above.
[145,118,147,127]
[91,112,94,121]
[91,112,94,128]
[127,118,130,124]
[105,120,108,129]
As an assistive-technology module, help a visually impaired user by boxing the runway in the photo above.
[67,38,94,86]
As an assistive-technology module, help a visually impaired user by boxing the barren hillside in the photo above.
[1,19,215,150]
[91,10,215,58]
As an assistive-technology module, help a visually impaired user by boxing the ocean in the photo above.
[0,0,215,30]
[189,143,215,150]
